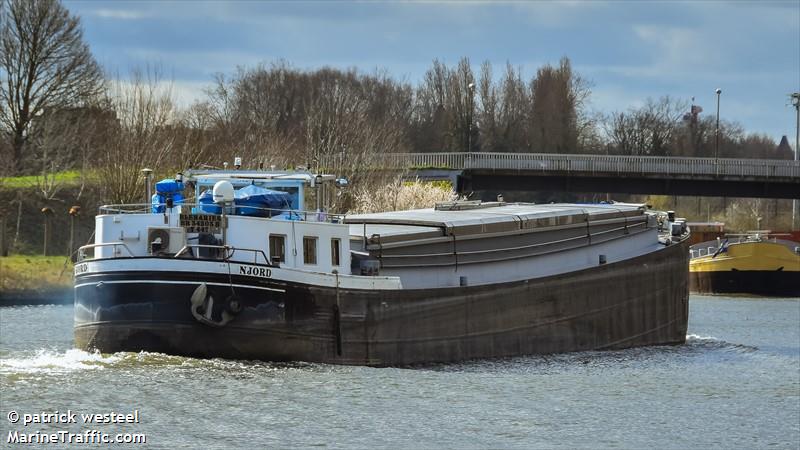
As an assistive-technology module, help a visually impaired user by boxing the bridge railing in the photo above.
[365,152,799,179]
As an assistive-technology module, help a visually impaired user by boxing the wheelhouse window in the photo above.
[269,234,286,264]
[303,236,317,265]
[331,238,341,266]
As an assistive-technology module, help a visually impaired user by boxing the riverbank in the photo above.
[0,255,73,305]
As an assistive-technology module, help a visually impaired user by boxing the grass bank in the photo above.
[0,255,73,293]
[0,170,84,188]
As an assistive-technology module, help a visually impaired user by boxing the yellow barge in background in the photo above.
[690,233,800,296]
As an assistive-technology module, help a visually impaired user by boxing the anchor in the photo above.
[190,283,241,327]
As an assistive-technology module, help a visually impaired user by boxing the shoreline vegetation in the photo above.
[0,255,73,305]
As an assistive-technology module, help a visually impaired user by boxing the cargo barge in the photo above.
[74,167,691,366]
[690,233,800,296]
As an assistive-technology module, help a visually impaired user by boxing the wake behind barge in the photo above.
[74,168,690,366]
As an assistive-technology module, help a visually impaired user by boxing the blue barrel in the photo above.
[151,193,165,213]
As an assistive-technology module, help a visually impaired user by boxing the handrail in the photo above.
[78,242,135,261]
[78,242,273,264]
[174,244,230,259]
[98,202,347,223]
[99,203,152,214]
[341,152,800,179]
[174,244,271,265]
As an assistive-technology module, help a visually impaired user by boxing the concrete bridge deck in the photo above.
[349,152,799,199]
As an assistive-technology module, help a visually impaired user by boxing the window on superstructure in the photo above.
[331,238,341,266]
[303,236,317,265]
[269,234,286,264]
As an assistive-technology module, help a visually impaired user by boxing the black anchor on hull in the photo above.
[190,283,241,327]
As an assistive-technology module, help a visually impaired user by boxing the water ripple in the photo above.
[0,348,122,374]
[1,298,798,449]
[0,333,763,378]
[423,333,762,374]
[0,348,337,380]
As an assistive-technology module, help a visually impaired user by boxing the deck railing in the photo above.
[344,152,800,179]
[78,242,136,261]
[97,203,347,223]
[174,244,271,265]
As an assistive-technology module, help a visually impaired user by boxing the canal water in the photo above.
[1,296,798,449]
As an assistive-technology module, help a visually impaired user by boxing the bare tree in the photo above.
[476,61,497,152]
[529,57,590,153]
[303,68,410,211]
[497,62,530,152]
[202,63,414,211]
[673,107,713,157]
[28,106,104,200]
[411,58,476,153]
[449,57,476,153]
[96,67,178,204]
[412,59,451,152]
[603,96,686,156]
[170,101,225,171]
[0,0,103,174]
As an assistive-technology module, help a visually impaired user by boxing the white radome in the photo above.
[212,180,235,204]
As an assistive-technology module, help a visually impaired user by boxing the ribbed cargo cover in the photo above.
[348,223,444,244]
[346,203,645,238]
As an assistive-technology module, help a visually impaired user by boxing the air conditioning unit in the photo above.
[147,227,186,255]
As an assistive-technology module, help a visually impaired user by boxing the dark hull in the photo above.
[75,241,689,366]
[690,270,800,296]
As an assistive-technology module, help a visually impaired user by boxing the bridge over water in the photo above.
[361,152,800,199]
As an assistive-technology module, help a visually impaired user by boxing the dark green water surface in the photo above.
[1,296,798,449]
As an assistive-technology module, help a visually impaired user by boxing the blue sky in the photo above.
[65,0,800,144]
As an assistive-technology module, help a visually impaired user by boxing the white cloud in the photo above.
[124,48,264,77]
[106,78,209,126]
[92,8,148,20]
[509,1,608,27]
[589,85,648,114]
[170,80,210,108]
[632,24,717,74]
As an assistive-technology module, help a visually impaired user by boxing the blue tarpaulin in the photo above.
[155,179,184,194]
[152,178,185,213]
[197,185,291,217]
[234,184,291,216]
[197,189,220,214]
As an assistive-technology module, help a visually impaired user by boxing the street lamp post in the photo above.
[41,207,53,256]
[714,88,722,160]
[68,205,81,261]
[791,92,800,230]
[467,82,475,153]
[141,168,153,206]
